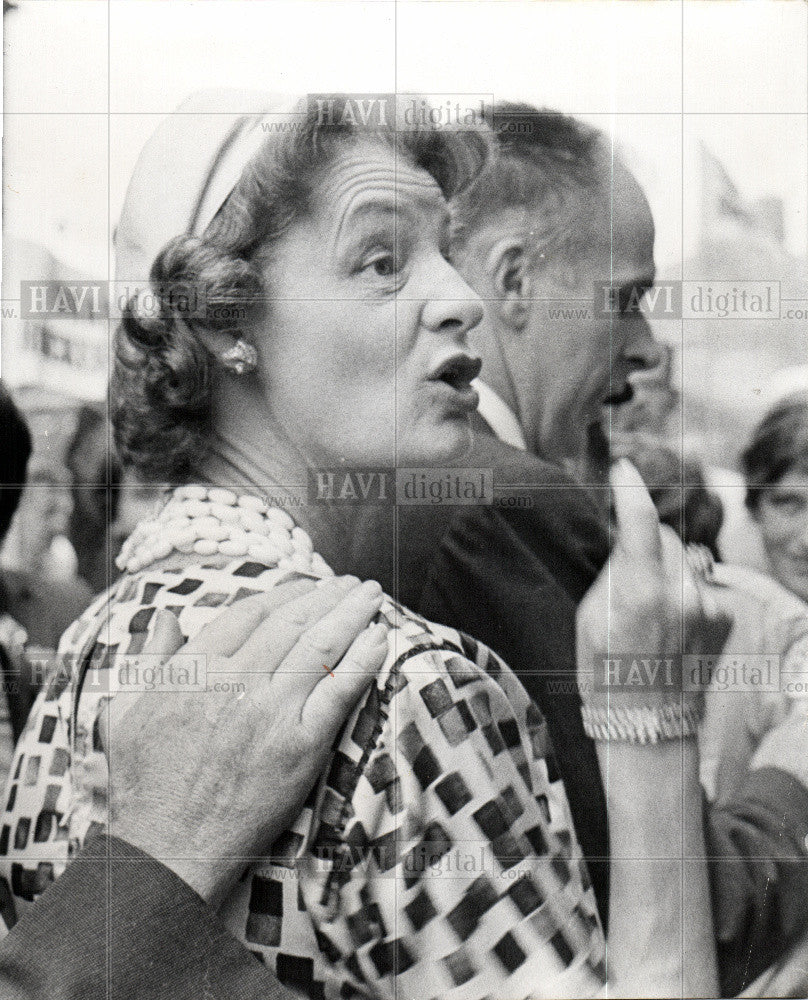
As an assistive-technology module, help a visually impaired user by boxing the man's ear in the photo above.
[486,237,531,331]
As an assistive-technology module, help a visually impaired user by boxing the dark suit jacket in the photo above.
[2,430,807,998]
[366,432,614,927]
[0,834,297,1000]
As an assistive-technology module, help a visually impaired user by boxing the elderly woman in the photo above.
[0,94,717,998]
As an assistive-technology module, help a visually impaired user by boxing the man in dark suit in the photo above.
[406,101,664,929]
[434,104,808,994]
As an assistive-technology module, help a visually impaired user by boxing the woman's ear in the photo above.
[195,326,258,376]
[486,237,531,331]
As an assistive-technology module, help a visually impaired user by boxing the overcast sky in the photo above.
[3,0,807,274]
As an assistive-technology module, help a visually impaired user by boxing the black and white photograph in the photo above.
[1,1,807,997]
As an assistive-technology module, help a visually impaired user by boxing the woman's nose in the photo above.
[421,261,484,337]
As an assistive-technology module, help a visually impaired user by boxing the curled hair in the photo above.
[112,95,493,482]
[742,391,808,511]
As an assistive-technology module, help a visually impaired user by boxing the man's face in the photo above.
[461,158,662,468]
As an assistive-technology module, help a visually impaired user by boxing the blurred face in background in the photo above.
[3,460,73,574]
[754,468,808,603]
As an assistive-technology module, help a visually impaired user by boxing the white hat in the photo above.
[113,90,303,290]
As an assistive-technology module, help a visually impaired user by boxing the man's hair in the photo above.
[0,382,32,541]
[453,101,609,261]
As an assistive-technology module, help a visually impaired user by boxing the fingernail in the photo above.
[363,623,388,645]
[151,610,178,642]
[357,580,383,601]
[611,458,643,484]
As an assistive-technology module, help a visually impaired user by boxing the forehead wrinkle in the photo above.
[318,148,444,242]
[325,171,447,248]
[323,147,441,196]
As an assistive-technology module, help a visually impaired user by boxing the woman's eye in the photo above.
[363,253,397,277]
[373,255,396,276]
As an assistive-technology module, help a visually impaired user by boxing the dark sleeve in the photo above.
[708,767,808,997]
[0,834,297,1000]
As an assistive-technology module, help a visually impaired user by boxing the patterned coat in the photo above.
[0,527,606,999]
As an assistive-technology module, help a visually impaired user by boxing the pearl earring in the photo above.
[219,338,258,376]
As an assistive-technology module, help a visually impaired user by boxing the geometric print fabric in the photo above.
[0,528,607,998]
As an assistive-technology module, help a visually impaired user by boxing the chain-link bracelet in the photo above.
[580,700,704,744]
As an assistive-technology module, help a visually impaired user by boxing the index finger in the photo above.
[610,458,663,563]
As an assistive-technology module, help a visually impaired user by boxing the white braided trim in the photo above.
[580,700,703,744]
[115,484,333,577]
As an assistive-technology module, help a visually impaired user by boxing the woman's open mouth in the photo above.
[603,381,635,407]
[429,353,483,390]
[427,353,483,410]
